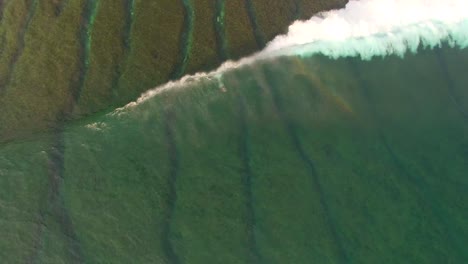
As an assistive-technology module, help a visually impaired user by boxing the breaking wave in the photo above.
[116,0,468,110]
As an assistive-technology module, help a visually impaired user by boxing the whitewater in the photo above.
[116,0,468,110]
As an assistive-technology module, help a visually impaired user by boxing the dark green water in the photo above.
[1,45,468,263]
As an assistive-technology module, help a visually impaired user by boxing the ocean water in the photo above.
[1,0,468,263]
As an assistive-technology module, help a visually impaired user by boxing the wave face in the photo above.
[55,45,468,263]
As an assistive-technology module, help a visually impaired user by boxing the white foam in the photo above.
[264,0,468,59]
[113,0,468,112]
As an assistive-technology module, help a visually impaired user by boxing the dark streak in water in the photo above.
[244,0,266,48]
[71,0,99,106]
[27,214,46,263]
[0,33,5,57]
[170,0,194,80]
[261,65,349,264]
[293,0,301,19]
[0,6,4,59]
[162,110,181,264]
[237,95,263,264]
[215,0,229,61]
[349,59,468,260]
[26,0,100,256]
[28,2,101,261]
[0,0,8,21]
[0,0,38,92]
[54,0,70,16]
[111,0,135,98]
[434,48,468,121]
[27,125,84,264]
[121,0,134,52]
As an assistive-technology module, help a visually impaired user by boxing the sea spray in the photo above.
[114,0,468,111]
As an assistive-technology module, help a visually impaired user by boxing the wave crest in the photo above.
[116,0,468,110]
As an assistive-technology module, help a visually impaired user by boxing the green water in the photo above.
[1,45,468,263]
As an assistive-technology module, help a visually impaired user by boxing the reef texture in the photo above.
[0,0,347,142]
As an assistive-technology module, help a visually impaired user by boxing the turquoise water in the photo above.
[1,44,467,262]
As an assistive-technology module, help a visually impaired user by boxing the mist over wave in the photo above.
[117,0,468,110]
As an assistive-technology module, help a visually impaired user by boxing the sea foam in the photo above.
[115,0,468,111]
[263,0,468,59]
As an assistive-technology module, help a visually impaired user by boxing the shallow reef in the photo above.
[0,0,347,142]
